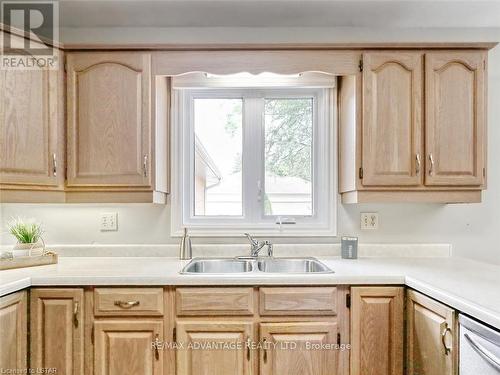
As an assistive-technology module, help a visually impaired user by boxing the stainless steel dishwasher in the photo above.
[460,314,500,374]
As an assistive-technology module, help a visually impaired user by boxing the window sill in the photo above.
[170,227,337,238]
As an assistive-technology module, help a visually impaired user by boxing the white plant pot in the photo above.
[12,242,44,257]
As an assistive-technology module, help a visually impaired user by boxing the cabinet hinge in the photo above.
[91,326,94,344]
[337,333,341,346]
[358,167,363,180]
[346,293,351,308]
[483,167,486,178]
[358,59,363,72]
[173,327,176,342]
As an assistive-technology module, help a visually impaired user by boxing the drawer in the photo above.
[176,287,255,316]
[94,288,164,316]
[259,287,337,316]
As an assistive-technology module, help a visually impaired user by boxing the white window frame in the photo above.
[171,87,337,237]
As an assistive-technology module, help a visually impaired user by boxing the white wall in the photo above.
[1,27,500,265]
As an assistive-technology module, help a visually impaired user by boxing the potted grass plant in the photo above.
[7,217,45,257]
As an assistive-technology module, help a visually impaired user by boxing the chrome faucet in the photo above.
[244,233,273,257]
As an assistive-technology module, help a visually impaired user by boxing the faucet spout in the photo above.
[244,233,273,257]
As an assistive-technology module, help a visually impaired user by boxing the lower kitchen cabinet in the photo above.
[350,286,404,375]
[176,320,254,375]
[260,322,339,375]
[406,289,457,375]
[0,291,27,372]
[94,320,164,375]
[30,288,84,375]
[10,285,466,375]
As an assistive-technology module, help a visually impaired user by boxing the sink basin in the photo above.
[180,258,253,274]
[180,257,333,274]
[257,257,333,274]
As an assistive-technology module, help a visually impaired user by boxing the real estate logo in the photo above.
[1,0,59,70]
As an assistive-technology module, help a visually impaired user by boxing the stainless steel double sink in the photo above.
[180,257,333,274]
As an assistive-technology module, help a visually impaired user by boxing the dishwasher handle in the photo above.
[464,333,500,372]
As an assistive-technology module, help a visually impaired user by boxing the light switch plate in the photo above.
[360,212,378,230]
[100,212,118,231]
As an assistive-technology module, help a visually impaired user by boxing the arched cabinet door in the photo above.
[425,52,486,186]
[362,52,423,186]
[0,48,64,189]
[66,53,152,189]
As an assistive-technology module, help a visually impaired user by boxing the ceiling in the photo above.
[59,0,500,29]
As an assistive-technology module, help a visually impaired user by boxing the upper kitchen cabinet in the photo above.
[66,52,152,190]
[339,49,488,204]
[361,52,423,187]
[0,42,65,202]
[425,51,486,187]
[65,52,169,202]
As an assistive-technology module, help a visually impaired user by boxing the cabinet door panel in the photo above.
[94,320,163,375]
[30,288,84,375]
[67,52,151,188]
[351,287,404,375]
[425,52,485,186]
[176,321,253,375]
[362,52,423,186]
[0,291,27,372]
[260,322,338,375]
[0,65,61,187]
[407,290,457,375]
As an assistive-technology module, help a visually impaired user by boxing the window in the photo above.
[171,75,336,236]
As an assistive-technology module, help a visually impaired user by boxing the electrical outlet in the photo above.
[361,212,378,230]
[100,212,118,231]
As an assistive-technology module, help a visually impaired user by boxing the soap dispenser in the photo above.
[179,228,192,260]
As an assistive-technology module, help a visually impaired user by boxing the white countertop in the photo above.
[1,256,499,330]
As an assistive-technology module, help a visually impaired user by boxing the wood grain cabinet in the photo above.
[94,320,164,375]
[406,290,457,375]
[425,51,486,187]
[66,52,152,191]
[350,286,404,375]
[362,52,423,187]
[30,288,84,375]
[0,291,27,372]
[260,322,338,375]
[0,43,65,199]
[176,320,254,375]
[339,49,488,203]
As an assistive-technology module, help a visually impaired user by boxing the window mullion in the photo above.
[242,97,264,223]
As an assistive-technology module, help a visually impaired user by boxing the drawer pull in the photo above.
[441,323,452,355]
[114,300,140,309]
[154,333,160,360]
[263,338,268,363]
[52,153,57,177]
[429,153,435,176]
[73,301,79,328]
[246,337,251,361]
